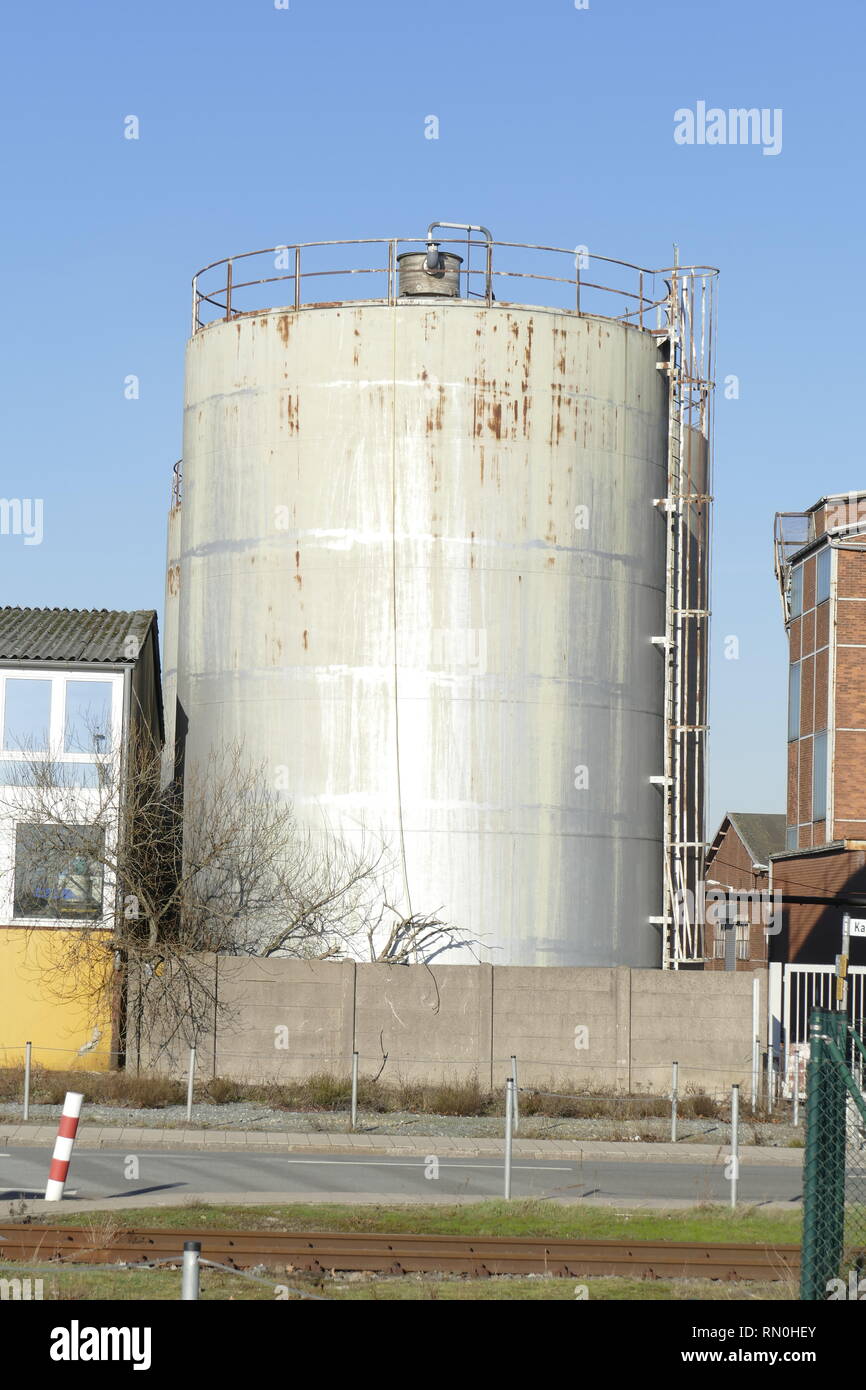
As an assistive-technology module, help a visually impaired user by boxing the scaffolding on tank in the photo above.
[656,254,717,968]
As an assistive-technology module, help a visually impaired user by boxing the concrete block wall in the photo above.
[143,958,766,1096]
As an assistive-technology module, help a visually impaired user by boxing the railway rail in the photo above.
[0,1226,799,1282]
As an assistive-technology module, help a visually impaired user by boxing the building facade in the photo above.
[769,494,866,1054]
[705,812,785,971]
[0,608,162,1069]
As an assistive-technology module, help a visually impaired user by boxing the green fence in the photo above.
[801,1007,866,1299]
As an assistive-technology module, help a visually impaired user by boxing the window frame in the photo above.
[813,729,828,822]
[12,821,106,923]
[816,546,832,606]
[789,563,804,618]
[788,661,801,742]
[0,670,122,784]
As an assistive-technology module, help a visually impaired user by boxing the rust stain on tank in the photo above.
[284,393,299,434]
[167,564,180,597]
[302,629,308,650]
[425,385,445,435]
[276,315,291,346]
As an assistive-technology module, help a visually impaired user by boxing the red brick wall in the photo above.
[705,821,771,971]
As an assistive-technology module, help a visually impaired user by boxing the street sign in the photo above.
[848,918,866,938]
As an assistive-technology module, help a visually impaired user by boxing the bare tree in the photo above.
[0,731,478,1064]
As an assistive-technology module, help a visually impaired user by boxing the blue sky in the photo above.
[0,0,862,827]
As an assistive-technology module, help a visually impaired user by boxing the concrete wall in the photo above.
[145,959,766,1095]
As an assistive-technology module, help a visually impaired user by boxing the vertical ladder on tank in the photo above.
[659,256,713,969]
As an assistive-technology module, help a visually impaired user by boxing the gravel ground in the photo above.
[0,1100,803,1147]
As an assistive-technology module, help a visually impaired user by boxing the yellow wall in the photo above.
[0,929,114,1071]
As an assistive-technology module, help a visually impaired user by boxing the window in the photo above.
[816,547,831,605]
[13,824,105,921]
[786,825,798,851]
[788,662,801,741]
[713,919,749,963]
[64,680,112,752]
[2,678,51,751]
[0,672,116,785]
[813,731,828,821]
[790,564,804,618]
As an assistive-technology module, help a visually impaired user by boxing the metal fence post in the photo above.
[730,1084,739,1209]
[186,1046,196,1123]
[511,1056,519,1133]
[181,1241,201,1301]
[504,1078,514,1200]
[752,976,760,1110]
[801,1009,846,1299]
[671,1060,679,1143]
[351,1051,359,1130]
[765,1052,774,1114]
[23,1041,32,1122]
[793,1050,800,1128]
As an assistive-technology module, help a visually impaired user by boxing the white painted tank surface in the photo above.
[176,252,677,966]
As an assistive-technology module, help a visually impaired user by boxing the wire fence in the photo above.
[800,1009,866,1300]
[0,1038,804,1133]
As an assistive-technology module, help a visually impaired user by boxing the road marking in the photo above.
[284,1159,573,1171]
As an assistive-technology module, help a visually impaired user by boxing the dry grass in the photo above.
[0,1066,185,1109]
[0,1066,782,1123]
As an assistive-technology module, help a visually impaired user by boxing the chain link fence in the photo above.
[801,1008,866,1300]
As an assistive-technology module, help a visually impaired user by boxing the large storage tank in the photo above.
[170,230,710,967]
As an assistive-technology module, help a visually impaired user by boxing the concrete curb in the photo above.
[0,1122,805,1165]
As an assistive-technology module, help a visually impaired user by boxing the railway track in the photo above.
[0,1226,800,1281]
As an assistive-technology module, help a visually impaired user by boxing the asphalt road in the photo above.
[0,1146,804,1204]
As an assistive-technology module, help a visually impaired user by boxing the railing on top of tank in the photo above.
[171,459,183,508]
[191,237,717,335]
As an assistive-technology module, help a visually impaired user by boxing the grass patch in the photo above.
[0,1263,796,1301]
[28,1200,803,1246]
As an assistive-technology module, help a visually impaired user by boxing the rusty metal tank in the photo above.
[172,234,690,966]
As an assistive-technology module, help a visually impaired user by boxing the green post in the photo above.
[801,1008,848,1299]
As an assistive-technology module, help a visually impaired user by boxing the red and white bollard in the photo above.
[45,1091,84,1201]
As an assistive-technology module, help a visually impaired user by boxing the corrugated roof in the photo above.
[726,812,787,866]
[0,608,155,664]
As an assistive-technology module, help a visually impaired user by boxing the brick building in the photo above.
[705,812,785,970]
[768,494,866,1049]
